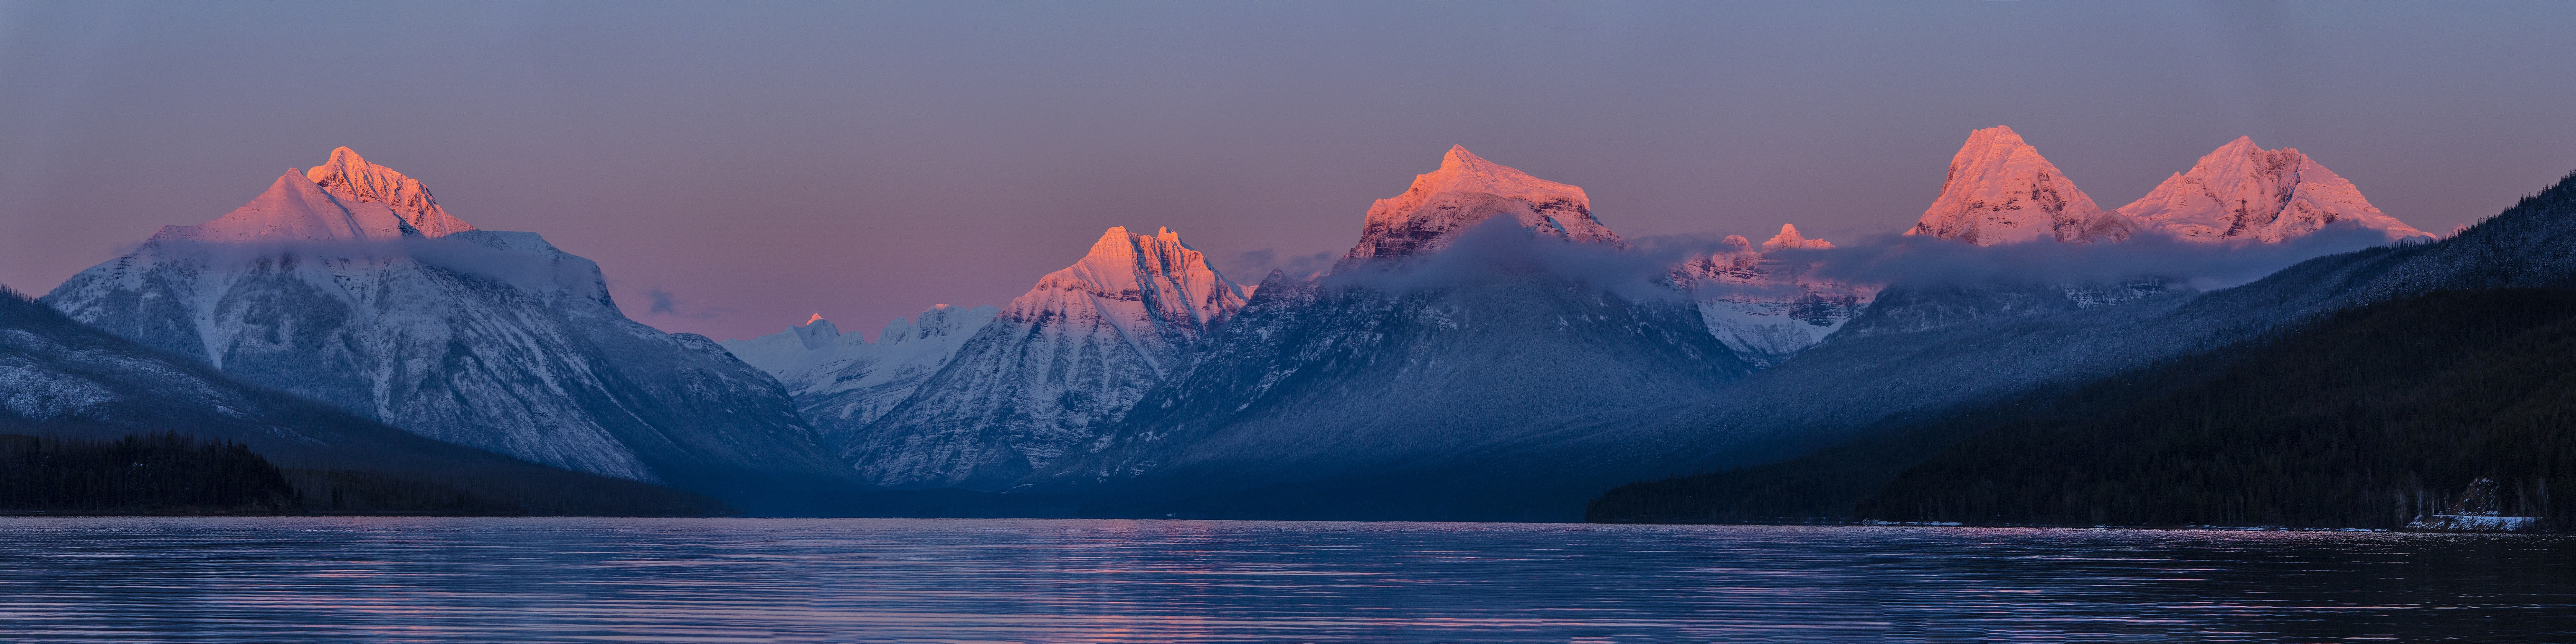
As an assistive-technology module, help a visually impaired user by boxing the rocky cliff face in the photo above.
[41,148,849,503]
[842,227,1246,489]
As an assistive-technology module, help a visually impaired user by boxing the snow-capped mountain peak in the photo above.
[174,169,419,243]
[1023,226,1246,333]
[791,314,840,349]
[2117,136,2428,243]
[1908,126,2134,246]
[48,148,852,502]
[842,225,1247,488]
[305,147,477,237]
[1341,146,1620,267]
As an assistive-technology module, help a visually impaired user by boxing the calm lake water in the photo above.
[0,518,2567,642]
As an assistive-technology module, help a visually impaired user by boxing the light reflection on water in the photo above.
[0,518,2568,642]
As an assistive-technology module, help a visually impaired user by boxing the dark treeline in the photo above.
[1592,288,2576,530]
[0,432,296,512]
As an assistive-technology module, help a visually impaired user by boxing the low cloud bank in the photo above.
[1325,217,2405,299]
[1778,222,2400,291]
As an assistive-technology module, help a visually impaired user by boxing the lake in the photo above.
[0,518,2567,642]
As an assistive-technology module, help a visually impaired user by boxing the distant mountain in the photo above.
[0,286,721,515]
[1907,126,2135,245]
[2121,137,2429,243]
[1041,147,1751,518]
[1671,225,1873,367]
[843,227,1246,489]
[1341,145,1619,267]
[40,148,851,509]
[721,304,999,468]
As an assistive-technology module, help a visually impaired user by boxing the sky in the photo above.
[3,1,2572,341]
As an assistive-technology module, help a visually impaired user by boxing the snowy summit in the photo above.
[1340,146,1619,268]
[2118,137,2429,243]
[1908,126,2134,246]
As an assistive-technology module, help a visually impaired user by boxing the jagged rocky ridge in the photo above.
[41,148,851,508]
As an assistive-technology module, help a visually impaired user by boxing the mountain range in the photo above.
[22,128,2552,523]
[40,148,852,512]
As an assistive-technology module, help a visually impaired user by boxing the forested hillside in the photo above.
[0,433,296,513]
[1593,288,2576,530]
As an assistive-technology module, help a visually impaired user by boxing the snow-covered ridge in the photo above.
[1340,146,1620,268]
[2119,137,2429,243]
[1908,126,2134,246]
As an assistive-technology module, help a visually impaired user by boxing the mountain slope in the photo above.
[2120,137,2429,243]
[0,287,722,515]
[40,148,851,509]
[845,227,1245,489]
[1907,126,2135,245]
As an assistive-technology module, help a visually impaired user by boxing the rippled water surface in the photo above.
[1,518,2570,642]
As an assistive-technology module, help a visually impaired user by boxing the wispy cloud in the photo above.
[642,286,737,319]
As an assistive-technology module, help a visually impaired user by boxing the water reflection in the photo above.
[0,519,2567,642]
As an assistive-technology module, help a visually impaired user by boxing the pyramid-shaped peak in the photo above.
[803,313,826,326]
[1907,126,2129,246]
[305,147,476,237]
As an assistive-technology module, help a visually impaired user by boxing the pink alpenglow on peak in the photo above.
[305,147,477,238]
[804,313,827,325]
[2117,137,2429,243]
[1011,226,1248,342]
[1761,224,1834,251]
[1340,145,1620,268]
[173,169,422,243]
[1908,126,2134,246]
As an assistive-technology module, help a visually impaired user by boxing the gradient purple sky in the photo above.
[4,1,2572,341]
